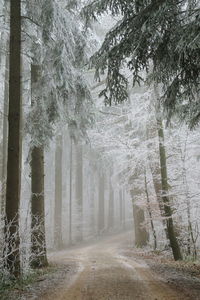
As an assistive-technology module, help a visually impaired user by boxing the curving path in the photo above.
[41,233,193,300]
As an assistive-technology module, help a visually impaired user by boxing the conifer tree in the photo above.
[83,0,200,126]
[5,0,22,277]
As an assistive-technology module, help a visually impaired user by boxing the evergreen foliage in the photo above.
[25,0,93,148]
[83,0,200,127]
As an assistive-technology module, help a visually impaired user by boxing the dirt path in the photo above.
[37,232,196,300]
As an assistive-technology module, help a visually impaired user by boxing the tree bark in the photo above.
[5,0,22,277]
[0,43,9,216]
[31,147,48,268]
[157,117,182,260]
[30,64,48,268]
[54,135,63,249]
[153,85,182,260]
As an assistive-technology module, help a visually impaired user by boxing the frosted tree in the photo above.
[24,0,93,264]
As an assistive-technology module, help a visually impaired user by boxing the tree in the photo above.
[83,0,189,260]
[129,170,149,248]
[83,0,200,126]
[75,143,83,242]
[98,172,105,234]
[145,171,157,250]
[5,0,22,277]
[108,170,114,231]
[155,86,182,260]
[30,64,48,268]
[0,42,9,216]
[54,135,63,249]
[25,0,93,255]
[69,134,73,244]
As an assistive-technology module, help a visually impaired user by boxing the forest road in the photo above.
[42,232,191,300]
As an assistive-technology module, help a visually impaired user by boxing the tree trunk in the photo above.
[89,160,96,237]
[131,191,149,247]
[157,117,182,260]
[98,173,105,235]
[69,137,73,244]
[119,189,123,228]
[180,137,197,259]
[149,162,168,240]
[122,190,126,230]
[30,64,48,268]
[144,173,157,250]
[0,43,9,216]
[146,114,167,239]
[54,135,63,249]
[75,143,83,242]
[31,147,48,268]
[153,85,182,260]
[5,0,22,277]
[108,172,114,231]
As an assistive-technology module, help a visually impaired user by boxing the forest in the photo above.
[0,0,200,299]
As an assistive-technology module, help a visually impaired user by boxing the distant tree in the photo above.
[108,170,114,230]
[75,143,83,242]
[98,172,105,234]
[129,170,149,248]
[54,135,63,249]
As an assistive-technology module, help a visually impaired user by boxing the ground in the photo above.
[3,231,200,299]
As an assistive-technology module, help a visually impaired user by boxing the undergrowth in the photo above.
[0,265,56,300]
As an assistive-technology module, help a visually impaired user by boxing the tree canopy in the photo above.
[83,0,200,127]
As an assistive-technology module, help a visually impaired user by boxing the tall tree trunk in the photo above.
[1,43,9,216]
[98,172,105,235]
[54,135,63,249]
[130,183,149,247]
[108,171,114,231]
[69,137,73,244]
[149,162,168,240]
[75,143,83,242]
[119,189,123,228]
[31,147,48,268]
[144,173,157,250]
[122,189,126,230]
[180,136,197,259]
[146,116,167,239]
[154,85,182,260]
[156,117,182,260]
[5,0,22,277]
[30,65,48,268]
[89,160,95,237]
